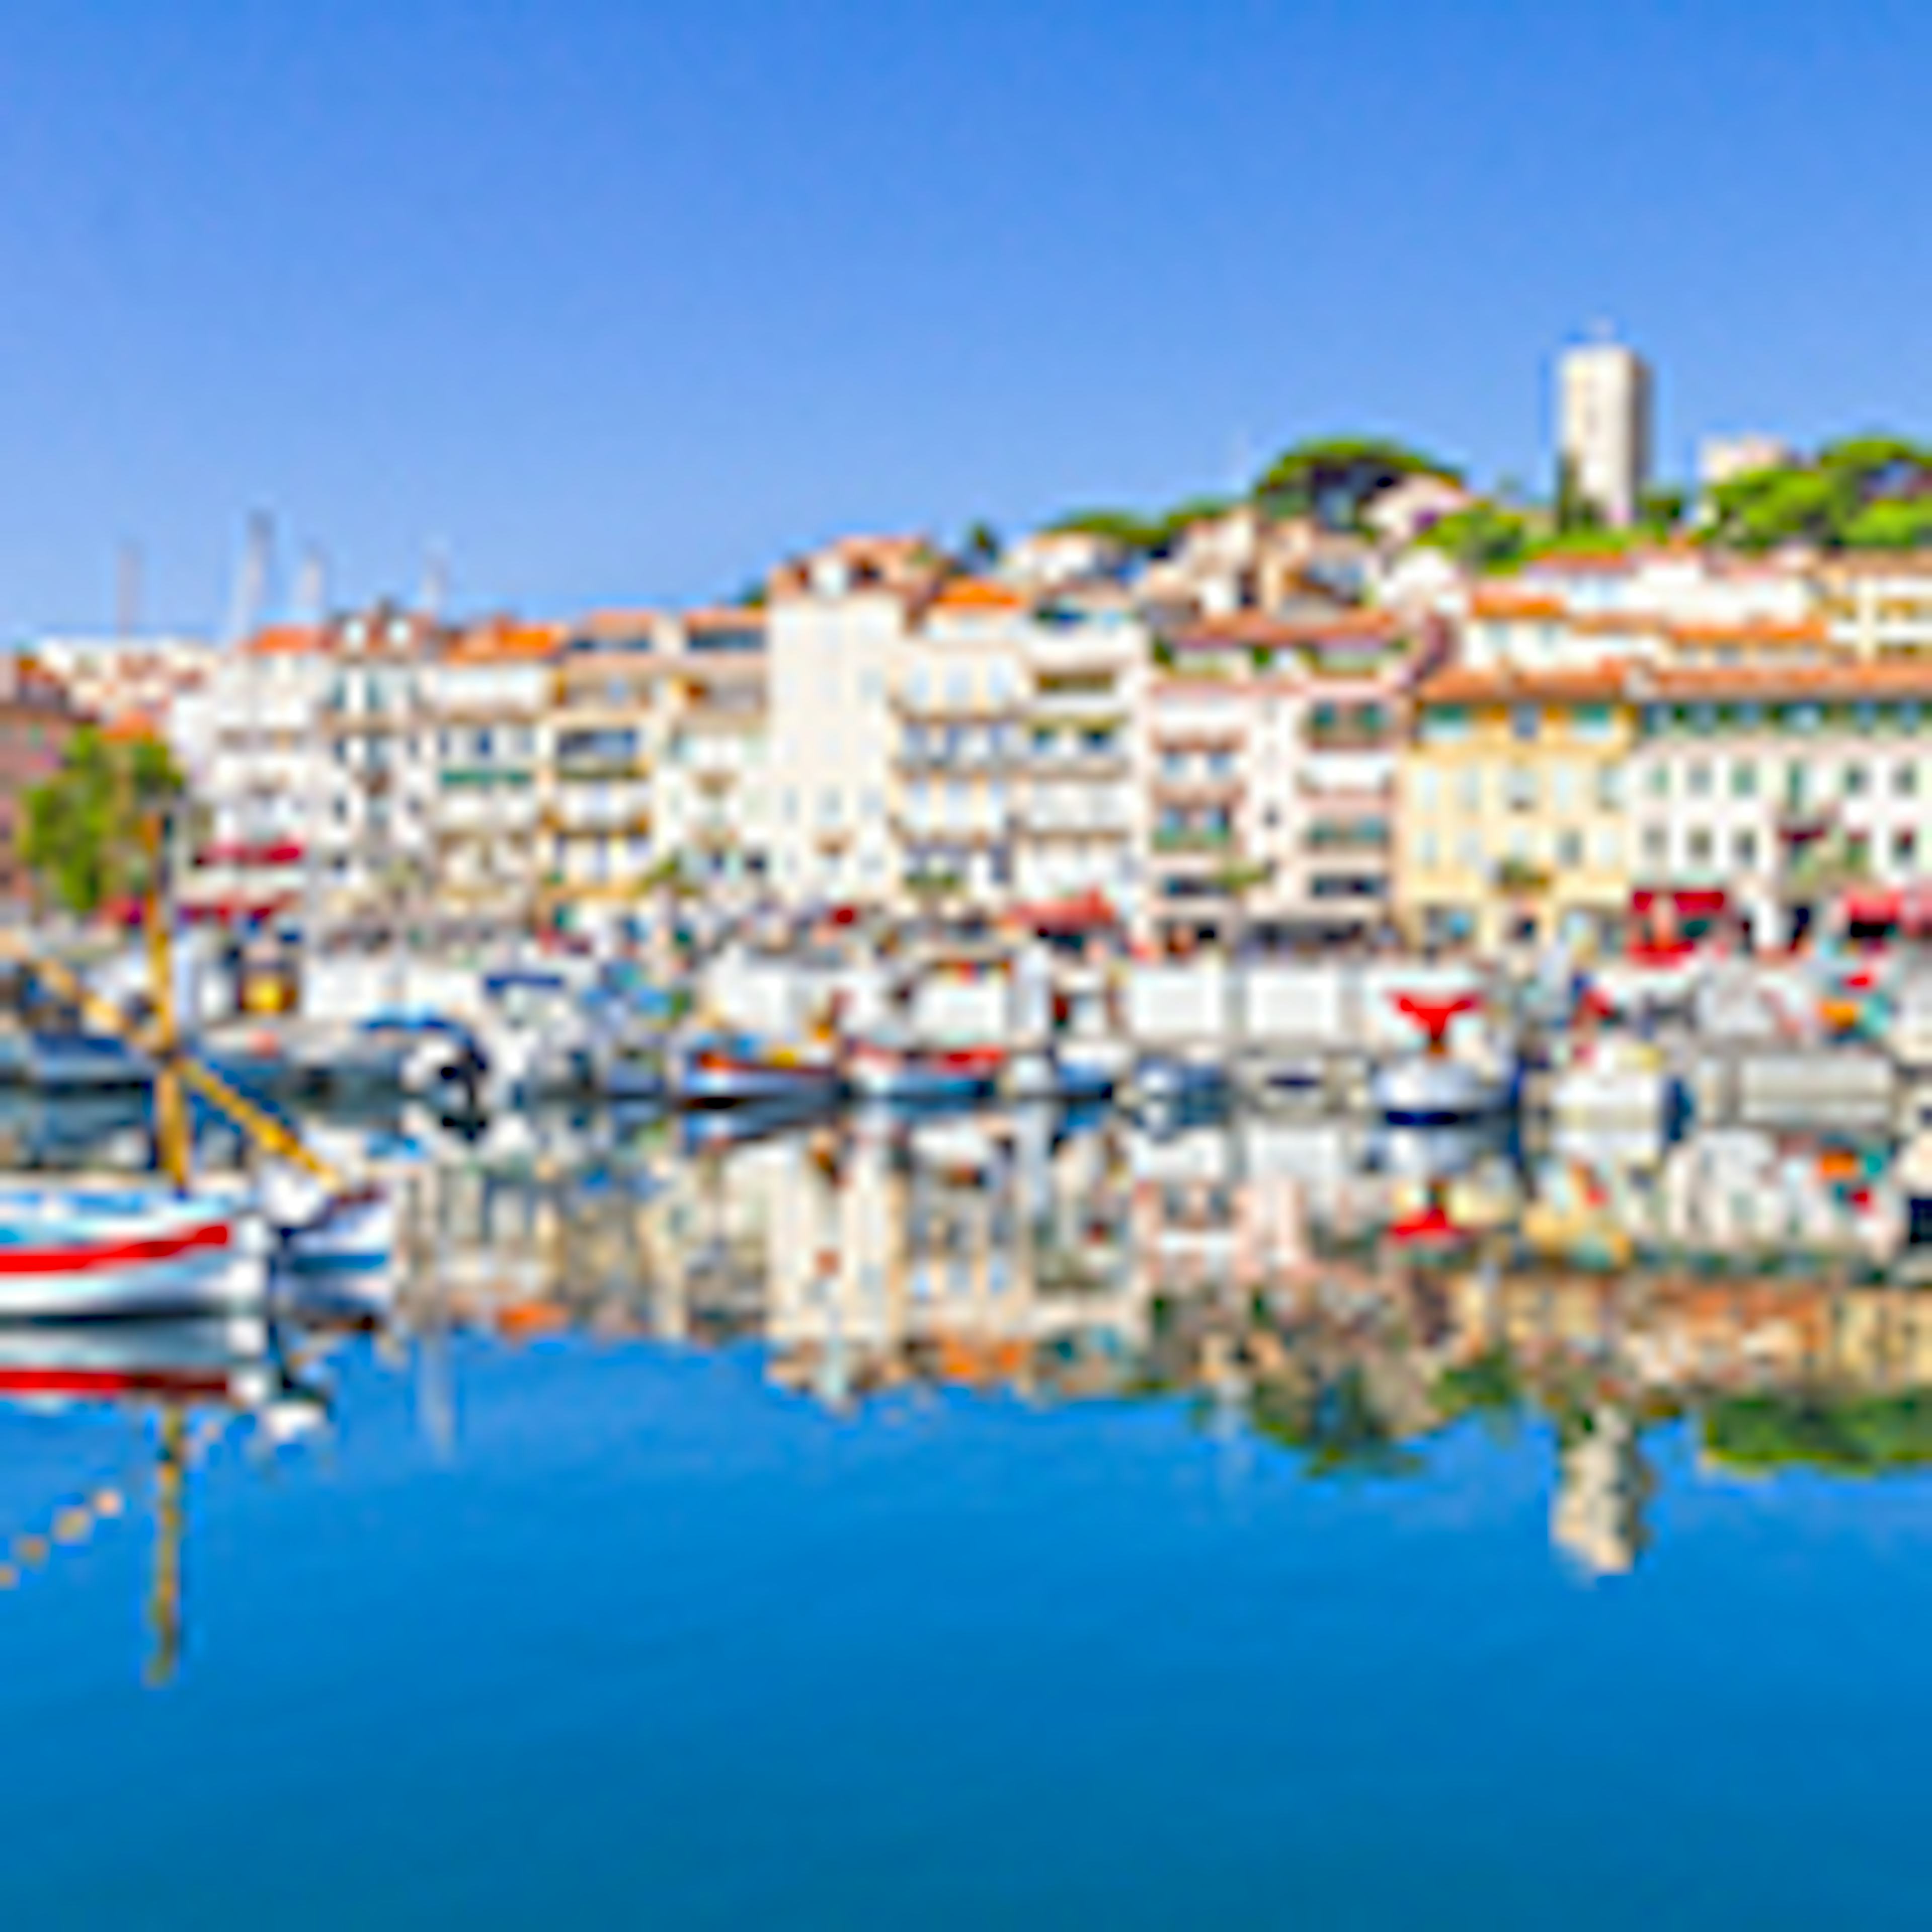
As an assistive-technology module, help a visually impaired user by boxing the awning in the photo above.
[1631,888,1728,917]
[1014,888,1116,935]
[1842,888,1903,928]
[197,840,305,867]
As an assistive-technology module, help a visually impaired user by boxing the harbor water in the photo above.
[4,1097,1932,1926]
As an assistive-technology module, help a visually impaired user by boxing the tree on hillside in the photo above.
[1417,502,1532,572]
[20,726,186,918]
[1702,433,1932,551]
[1252,437,1462,526]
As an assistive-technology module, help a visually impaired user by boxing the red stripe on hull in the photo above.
[0,1366,236,1399]
[0,1220,233,1276]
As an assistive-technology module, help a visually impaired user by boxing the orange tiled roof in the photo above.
[242,623,329,659]
[1467,588,1567,620]
[930,577,1026,613]
[1416,662,1633,705]
[1648,660,1932,700]
[103,709,159,743]
[1176,609,1396,647]
[683,607,767,633]
[444,620,564,666]
[1664,618,1830,648]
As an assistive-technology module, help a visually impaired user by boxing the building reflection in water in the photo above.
[10,1099,1932,1683]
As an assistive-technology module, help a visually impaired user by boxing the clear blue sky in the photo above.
[5,0,1929,635]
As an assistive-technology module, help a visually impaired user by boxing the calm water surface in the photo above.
[2,1102,1930,1927]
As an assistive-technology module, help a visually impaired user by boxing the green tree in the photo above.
[961,520,1002,567]
[1418,502,1532,571]
[20,725,185,917]
[1841,498,1932,550]
[1252,436,1460,526]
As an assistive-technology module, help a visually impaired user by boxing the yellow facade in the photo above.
[1396,667,1636,953]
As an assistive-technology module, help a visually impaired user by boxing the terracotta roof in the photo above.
[571,608,664,638]
[242,624,329,659]
[103,709,160,743]
[683,607,767,634]
[1175,609,1396,647]
[1467,589,1567,620]
[1819,552,1932,579]
[1647,660,1932,700]
[444,620,564,666]
[1664,618,1830,648]
[930,577,1027,613]
[1416,662,1633,705]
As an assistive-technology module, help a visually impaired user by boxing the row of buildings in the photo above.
[30,516,1932,955]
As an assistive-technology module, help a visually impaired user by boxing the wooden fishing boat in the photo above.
[0,1184,267,1321]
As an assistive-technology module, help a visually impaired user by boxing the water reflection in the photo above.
[8,1095,1932,1682]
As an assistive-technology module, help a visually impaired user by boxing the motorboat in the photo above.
[0,1030,153,1095]
[671,1031,844,1110]
[1371,994,1512,1128]
[845,1037,1005,1105]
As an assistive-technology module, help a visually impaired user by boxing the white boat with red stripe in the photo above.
[0,1185,268,1321]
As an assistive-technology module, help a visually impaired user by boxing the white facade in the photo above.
[765,572,909,909]
[1557,340,1652,528]
[203,630,335,853]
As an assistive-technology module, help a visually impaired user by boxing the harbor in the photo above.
[6,1084,1932,1923]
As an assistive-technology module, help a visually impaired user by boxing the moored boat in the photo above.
[672,1032,843,1110]
[0,1184,267,1320]
[845,1039,1004,1104]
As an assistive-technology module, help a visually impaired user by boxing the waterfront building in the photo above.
[203,624,335,857]
[1629,661,1932,946]
[1556,336,1652,527]
[1397,664,1636,953]
[1148,612,1409,947]
[428,619,560,932]
[765,536,943,911]
[317,604,445,929]
[893,580,1029,909]
[1016,598,1150,923]
[654,609,771,911]
[540,609,663,937]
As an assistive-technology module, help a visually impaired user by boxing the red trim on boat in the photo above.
[0,1367,235,1399]
[0,1220,231,1276]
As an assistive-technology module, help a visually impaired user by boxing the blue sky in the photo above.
[3,0,1929,634]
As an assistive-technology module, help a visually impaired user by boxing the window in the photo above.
[1594,825,1620,869]
[1458,830,1482,869]
[1557,829,1583,868]
[1844,761,1869,797]
[1649,763,1670,797]
[1688,828,1713,865]
[1418,829,1440,868]
[1898,828,1919,866]
[1731,759,1757,799]
[1735,829,1757,868]
[1688,761,1712,798]
[1510,704,1539,743]
[1898,762,1918,798]
[1414,768,1439,812]
[1506,764,1538,810]
[1459,768,1481,812]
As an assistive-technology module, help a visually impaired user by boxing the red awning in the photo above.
[1631,888,1728,917]
[1843,889,1903,928]
[197,840,304,867]
[1015,889,1116,935]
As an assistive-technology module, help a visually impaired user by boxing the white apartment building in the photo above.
[1018,601,1150,921]
[893,582,1029,906]
[654,609,772,905]
[428,621,557,929]
[203,625,336,854]
[32,633,220,783]
[1557,338,1652,527]
[764,537,942,910]
[1630,661,1932,945]
[318,605,444,926]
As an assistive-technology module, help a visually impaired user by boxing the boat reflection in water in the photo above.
[10,1093,1932,1685]
[0,1310,326,1684]
[376,1100,1932,1580]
